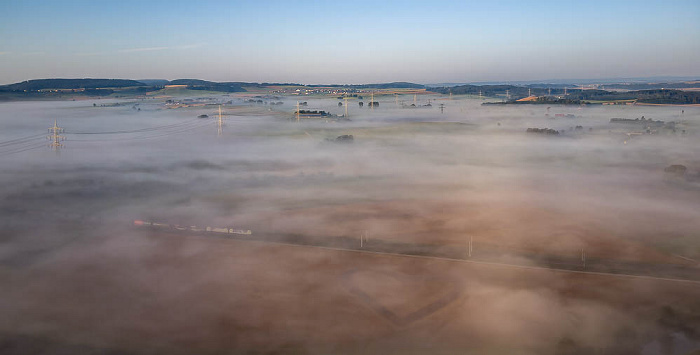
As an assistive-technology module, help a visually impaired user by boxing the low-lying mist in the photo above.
[1,96,699,354]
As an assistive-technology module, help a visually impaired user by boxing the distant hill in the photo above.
[167,79,246,93]
[562,88,700,104]
[430,84,562,98]
[136,79,169,86]
[0,78,147,91]
[168,79,214,86]
[601,81,700,90]
[432,84,700,104]
[3,78,698,104]
[425,83,469,88]
[461,76,700,86]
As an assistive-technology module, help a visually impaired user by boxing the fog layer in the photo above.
[1,96,699,354]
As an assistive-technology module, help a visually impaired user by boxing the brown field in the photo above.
[1,232,697,355]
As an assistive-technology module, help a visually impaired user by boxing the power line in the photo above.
[0,133,45,147]
[0,139,45,153]
[0,143,45,157]
[69,120,213,142]
[69,118,203,135]
[0,133,46,156]
[0,117,214,157]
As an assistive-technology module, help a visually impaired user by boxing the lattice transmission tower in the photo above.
[47,119,65,153]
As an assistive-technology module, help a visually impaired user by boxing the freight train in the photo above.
[133,220,252,235]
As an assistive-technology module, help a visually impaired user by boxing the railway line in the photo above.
[134,221,700,284]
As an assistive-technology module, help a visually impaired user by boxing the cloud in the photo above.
[73,44,207,56]
[118,46,171,53]
[2,51,44,56]
[116,44,206,53]
[74,51,106,56]
[175,43,206,50]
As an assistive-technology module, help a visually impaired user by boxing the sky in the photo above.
[1,0,699,85]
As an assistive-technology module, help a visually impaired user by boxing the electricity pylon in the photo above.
[467,236,473,258]
[218,105,223,136]
[47,119,65,153]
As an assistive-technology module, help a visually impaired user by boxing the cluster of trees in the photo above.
[540,89,699,104]
[635,90,700,104]
[534,97,587,105]
[245,99,282,105]
[566,90,636,101]
[610,116,664,125]
[298,110,330,116]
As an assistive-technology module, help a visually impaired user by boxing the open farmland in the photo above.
[1,93,699,354]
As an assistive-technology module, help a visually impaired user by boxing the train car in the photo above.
[135,220,252,236]
[206,227,230,234]
[134,220,159,227]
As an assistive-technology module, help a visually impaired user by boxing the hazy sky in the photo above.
[1,0,699,84]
